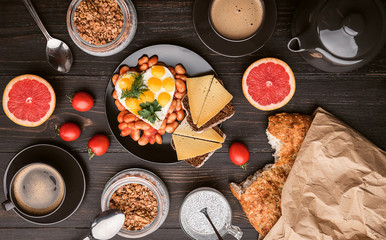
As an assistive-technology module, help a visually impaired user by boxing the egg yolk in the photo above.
[118,77,134,91]
[118,78,133,91]
[139,90,155,103]
[125,98,141,114]
[158,92,171,107]
[162,77,175,92]
[147,77,162,92]
[151,66,166,78]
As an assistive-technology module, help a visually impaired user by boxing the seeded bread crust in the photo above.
[211,126,226,141]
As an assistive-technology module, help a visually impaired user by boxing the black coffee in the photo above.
[12,163,65,216]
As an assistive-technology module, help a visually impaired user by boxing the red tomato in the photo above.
[58,122,81,141]
[88,134,109,159]
[229,142,250,170]
[71,91,94,112]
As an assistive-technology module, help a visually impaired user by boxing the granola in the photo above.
[109,183,158,231]
[74,0,124,45]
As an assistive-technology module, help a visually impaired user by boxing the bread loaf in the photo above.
[229,113,312,237]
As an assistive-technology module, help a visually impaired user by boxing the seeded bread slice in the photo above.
[182,78,235,132]
[171,139,211,168]
[171,126,226,168]
[182,95,235,132]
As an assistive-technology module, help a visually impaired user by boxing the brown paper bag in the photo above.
[265,108,386,240]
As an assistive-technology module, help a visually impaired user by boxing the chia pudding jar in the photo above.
[101,168,169,238]
[179,187,243,240]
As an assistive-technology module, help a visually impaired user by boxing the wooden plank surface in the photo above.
[0,0,386,239]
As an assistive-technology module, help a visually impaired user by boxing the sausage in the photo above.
[138,56,149,66]
[115,100,126,111]
[117,110,129,122]
[119,66,130,75]
[175,64,186,75]
[165,121,179,133]
[148,56,158,67]
[176,110,185,121]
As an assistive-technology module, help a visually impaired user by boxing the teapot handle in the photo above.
[287,37,305,52]
[288,30,324,59]
[287,23,322,52]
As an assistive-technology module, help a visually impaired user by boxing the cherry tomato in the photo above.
[57,122,81,141]
[229,142,250,170]
[71,91,94,112]
[88,134,109,159]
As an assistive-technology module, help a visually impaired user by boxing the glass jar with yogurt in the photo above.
[179,187,243,240]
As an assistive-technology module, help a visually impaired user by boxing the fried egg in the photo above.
[115,66,176,129]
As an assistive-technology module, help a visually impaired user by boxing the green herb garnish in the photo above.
[120,73,148,100]
[138,100,162,124]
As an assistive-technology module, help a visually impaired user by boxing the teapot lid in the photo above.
[317,0,384,59]
[289,0,386,72]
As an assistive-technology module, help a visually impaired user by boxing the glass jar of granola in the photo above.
[66,0,137,56]
[101,168,169,238]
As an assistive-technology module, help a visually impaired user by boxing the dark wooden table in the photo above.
[1,0,385,239]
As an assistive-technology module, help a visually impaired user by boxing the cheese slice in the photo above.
[173,118,225,143]
[197,77,233,128]
[172,135,222,161]
[186,75,214,124]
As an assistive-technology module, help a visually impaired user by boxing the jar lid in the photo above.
[317,0,385,59]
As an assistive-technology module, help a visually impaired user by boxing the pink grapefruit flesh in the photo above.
[242,58,295,111]
[2,74,56,127]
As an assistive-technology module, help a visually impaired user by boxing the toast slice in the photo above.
[172,135,221,161]
[184,76,235,132]
[171,122,226,168]
[182,95,235,132]
[171,140,214,168]
[186,75,214,124]
[173,118,225,143]
[229,113,312,237]
[197,77,233,128]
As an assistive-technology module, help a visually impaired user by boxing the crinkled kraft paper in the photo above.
[265,108,386,240]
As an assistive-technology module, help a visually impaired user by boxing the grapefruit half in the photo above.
[2,74,56,127]
[242,58,295,111]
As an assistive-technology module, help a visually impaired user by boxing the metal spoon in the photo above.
[83,209,125,240]
[22,0,73,73]
[200,207,224,240]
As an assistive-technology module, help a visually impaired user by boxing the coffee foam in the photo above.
[12,163,65,216]
[210,0,264,40]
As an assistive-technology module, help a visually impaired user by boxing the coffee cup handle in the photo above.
[1,199,15,211]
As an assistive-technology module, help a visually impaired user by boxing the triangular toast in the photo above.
[172,135,222,161]
[197,77,233,128]
[186,75,214,124]
[173,118,225,143]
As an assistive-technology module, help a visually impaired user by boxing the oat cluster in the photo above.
[109,183,158,231]
[74,0,124,45]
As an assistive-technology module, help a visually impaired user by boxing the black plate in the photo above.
[3,144,86,225]
[105,44,215,163]
[193,0,277,57]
